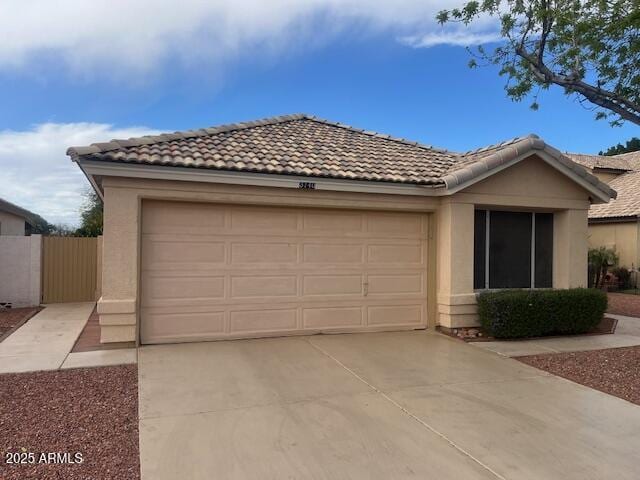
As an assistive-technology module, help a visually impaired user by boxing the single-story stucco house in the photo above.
[568,151,640,270]
[0,197,37,236]
[67,114,615,344]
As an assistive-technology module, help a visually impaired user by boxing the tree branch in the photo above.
[515,45,640,125]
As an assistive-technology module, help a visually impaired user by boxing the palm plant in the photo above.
[588,247,619,289]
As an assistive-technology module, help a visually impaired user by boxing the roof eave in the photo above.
[589,215,640,224]
[76,159,447,198]
[0,198,38,226]
[441,137,616,203]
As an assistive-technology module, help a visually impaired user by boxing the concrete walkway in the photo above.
[0,303,135,373]
[472,314,640,357]
[138,331,640,480]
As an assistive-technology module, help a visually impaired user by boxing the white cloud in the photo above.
[0,0,488,79]
[400,30,502,48]
[0,123,159,226]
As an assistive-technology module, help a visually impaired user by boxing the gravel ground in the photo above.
[0,365,139,480]
[0,307,41,340]
[518,346,640,405]
[607,293,640,317]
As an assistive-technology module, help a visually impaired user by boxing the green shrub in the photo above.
[611,266,631,290]
[478,288,607,339]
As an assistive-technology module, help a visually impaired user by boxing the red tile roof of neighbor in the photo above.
[67,113,615,199]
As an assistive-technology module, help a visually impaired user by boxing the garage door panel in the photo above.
[144,241,226,267]
[143,276,225,304]
[230,309,298,334]
[142,311,226,342]
[141,201,429,344]
[367,244,423,264]
[368,305,423,326]
[230,275,297,298]
[303,211,364,233]
[367,274,423,295]
[367,213,424,236]
[231,243,297,264]
[303,275,363,296]
[302,244,364,264]
[231,208,299,231]
[143,201,226,234]
[303,306,364,329]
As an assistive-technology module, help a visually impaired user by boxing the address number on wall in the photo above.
[298,182,316,189]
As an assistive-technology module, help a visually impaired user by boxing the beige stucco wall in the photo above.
[588,221,640,269]
[97,154,596,342]
[98,177,441,342]
[0,234,41,306]
[0,210,26,236]
[435,156,591,328]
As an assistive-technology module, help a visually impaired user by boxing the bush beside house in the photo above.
[478,289,607,339]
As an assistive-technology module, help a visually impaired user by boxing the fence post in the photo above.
[30,234,42,306]
[96,235,103,301]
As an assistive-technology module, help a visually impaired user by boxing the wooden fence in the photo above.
[41,236,101,303]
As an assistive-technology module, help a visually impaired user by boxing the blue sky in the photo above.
[0,0,637,225]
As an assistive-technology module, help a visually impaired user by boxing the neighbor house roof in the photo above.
[589,170,640,220]
[564,151,640,220]
[67,113,615,201]
[0,197,37,226]
[566,151,640,172]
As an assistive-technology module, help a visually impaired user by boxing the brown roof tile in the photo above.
[566,152,635,172]
[67,114,614,201]
[68,114,462,186]
[589,171,640,219]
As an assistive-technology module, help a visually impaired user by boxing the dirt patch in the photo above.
[0,307,41,341]
[608,293,640,317]
[0,365,139,480]
[72,307,136,353]
[518,346,640,405]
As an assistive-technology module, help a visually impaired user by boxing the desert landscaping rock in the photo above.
[0,365,139,480]
[0,307,41,340]
[518,346,640,405]
[608,293,640,318]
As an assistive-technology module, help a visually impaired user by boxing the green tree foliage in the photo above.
[437,1,640,126]
[28,189,103,237]
[48,224,77,237]
[75,189,103,237]
[588,246,619,288]
[30,214,53,235]
[599,137,640,155]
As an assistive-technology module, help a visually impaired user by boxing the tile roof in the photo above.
[589,170,640,219]
[67,113,614,200]
[566,152,636,172]
[615,151,640,171]
[68,114,459,186]
[440,134,611,196]
[565,151,640,219]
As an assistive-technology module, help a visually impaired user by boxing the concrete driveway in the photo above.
[138,331,640,480]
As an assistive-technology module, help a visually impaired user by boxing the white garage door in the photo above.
[140,200,429,344]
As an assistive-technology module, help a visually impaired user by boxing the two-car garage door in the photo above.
[140,200,429,344]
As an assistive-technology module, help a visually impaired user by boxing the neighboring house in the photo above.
[567,151,640,269]
[0,197,37,236]
[67,114,615,344]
